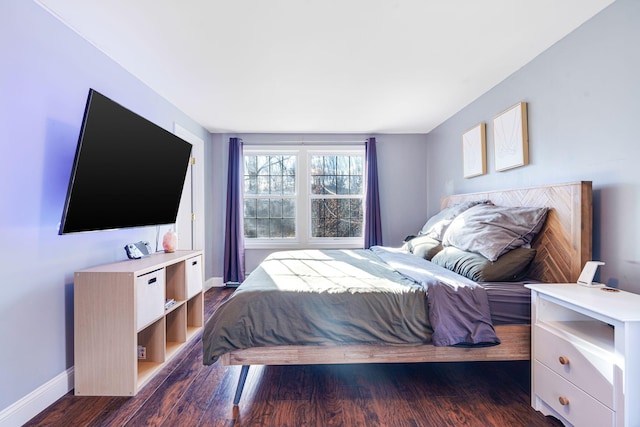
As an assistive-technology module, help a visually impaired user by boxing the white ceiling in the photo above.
[36,0,614,134]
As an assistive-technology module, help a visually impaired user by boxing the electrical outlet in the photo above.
[137,345,146,360]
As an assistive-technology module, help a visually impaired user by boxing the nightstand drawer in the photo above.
[534,324,613,408]
[534,361,613,427]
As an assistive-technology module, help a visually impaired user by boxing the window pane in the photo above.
[257,218,269,238]
[244,156,257,175]
[282,218,295,238]
[244,197,296,239]
[244,153,298,240]
[311,198,363,238]
[350,156,363,175]
[336,156,350,174]
[269,218,282,238]
[255,176,269,195]
[350,220,362,238]
[283,199,295,218]
[244,199,256,218]
[324,219,337,237]
[310,175,323,195]
[244,176,257,195]
[338,199,350,218]
[350,198,362,218]
[336,175,349,195]
[311,199,320,219]
[244,218,257,238]
[256,155,269,175]
[311,156,323,176]
[270,199,282,218]
[323,156,336,175]
[338,218,351,237]
[270,175,283,194]
[350,175,363,195]
[323,176,336,194]
[283,156,296,175]
[283,175,295,195]
[257,199,270,218]
[270,156,283,175]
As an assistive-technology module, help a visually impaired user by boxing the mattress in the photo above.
[483,281,532,325]
[202,248,513,365]
[203,249,431,364]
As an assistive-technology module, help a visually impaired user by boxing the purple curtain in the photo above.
[223,137,245,284]
[364,137,382,248]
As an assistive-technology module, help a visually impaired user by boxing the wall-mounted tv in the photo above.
[59,89,192,234]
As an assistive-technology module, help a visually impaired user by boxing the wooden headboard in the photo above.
[441,181,592,283]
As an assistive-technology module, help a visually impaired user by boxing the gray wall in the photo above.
[0,0,209,413]
[425,0,640,292]
[206,133,429,275]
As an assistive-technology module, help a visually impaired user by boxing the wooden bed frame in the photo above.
[219,181,593,403]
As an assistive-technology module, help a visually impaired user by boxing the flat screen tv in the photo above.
[59,89,193,234]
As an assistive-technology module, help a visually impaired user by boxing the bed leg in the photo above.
[233,365,250,405]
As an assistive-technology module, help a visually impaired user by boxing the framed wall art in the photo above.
[462,123,486,178]
[493,102,528,171]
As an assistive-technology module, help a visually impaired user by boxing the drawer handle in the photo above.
[148,277,157,285]
[558,356,570,365]
[558,396,570,406]
[192,260,198,266]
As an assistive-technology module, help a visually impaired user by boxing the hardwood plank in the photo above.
[340,384,381,427]
[271,400,317,427]
[308,365,343,427]
[23,395,113,427]
[276,364,313,400]
[196,365,243,426]
[369,365,421,427]
[121,343,204,426]
[160,357,226,426]
[82,397,132,427]
[269,364,344,427]
[232,365,278,426]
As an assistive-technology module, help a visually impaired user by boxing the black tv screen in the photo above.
[59,89,192,234]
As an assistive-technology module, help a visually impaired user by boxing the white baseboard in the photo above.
[205,276,224,290]
[0,367,74,427]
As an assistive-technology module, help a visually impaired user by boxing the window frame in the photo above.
[243,145,365,249]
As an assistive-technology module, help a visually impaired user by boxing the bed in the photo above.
[202,181,592,404]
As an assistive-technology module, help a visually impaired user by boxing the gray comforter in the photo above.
[202,247,499,365]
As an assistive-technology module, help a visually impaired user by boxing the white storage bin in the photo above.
[136,268,165,330]
[185,255,203,299]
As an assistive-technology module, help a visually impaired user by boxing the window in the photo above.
[310,154,363,238]
[243,146,365,248]
[243,153,297,239]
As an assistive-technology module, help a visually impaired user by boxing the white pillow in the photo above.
[419,201,489,241]
[442,204,549,261]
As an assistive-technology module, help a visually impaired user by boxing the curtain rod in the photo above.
[241,139,371,145]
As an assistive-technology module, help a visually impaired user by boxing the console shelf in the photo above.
[74,250,204,396]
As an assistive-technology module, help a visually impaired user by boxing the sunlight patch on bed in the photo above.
[258,249,417,294]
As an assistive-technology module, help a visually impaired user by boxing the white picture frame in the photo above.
[462,123,486,178]
[493,102,528,171]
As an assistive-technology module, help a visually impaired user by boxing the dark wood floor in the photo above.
[26,287,562,427]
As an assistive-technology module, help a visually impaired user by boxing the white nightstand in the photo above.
[526,283,640,427]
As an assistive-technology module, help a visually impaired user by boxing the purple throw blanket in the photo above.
[371,246,500,346]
